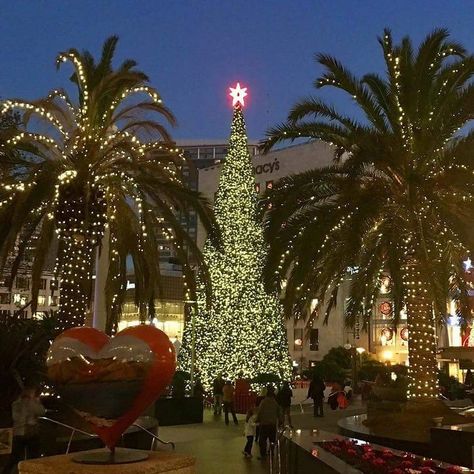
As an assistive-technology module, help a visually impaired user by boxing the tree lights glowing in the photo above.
[0,37,213,331]
[179,89,291,388]
[262,29,474,400]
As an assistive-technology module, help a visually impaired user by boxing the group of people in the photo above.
[212,374,239,425]
[212,374,294,460]
[308,376,351,415]
[243,384,286,459]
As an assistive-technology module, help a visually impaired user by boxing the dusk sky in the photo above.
[1,1,474,141]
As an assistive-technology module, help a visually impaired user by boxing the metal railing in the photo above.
[39,416,175,454]
[269,426,286,474]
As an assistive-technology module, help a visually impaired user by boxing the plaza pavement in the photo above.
[157,397,366,474]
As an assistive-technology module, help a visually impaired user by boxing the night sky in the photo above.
[1,1,473,140]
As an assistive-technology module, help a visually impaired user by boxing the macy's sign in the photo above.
[252,158,280,175]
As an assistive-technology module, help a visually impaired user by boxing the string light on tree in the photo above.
[0,37,202,331]
[179,83,291,388]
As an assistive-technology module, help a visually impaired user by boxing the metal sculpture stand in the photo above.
[72,447,149,464]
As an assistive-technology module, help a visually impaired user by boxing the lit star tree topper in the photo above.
[179,83,291,389]
[229,82,248,107]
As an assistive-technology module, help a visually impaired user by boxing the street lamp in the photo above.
[344,344,365,392]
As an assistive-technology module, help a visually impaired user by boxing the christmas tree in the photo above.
[179,84,291,388]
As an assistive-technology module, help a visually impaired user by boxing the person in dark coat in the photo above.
[212,374,225,415]
[256,385,282,459]
[307,375,325,417]
[276,382,293,428]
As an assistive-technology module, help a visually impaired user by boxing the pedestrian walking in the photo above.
[212,373,225,415]
[1,385,45,474]
[222,380,238,425]
[242,405,258,458]
[276,382,293,428]
[308,375,325,417]
[256,385,281,460]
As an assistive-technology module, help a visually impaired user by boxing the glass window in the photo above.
[39,278,47,290]
[49,295,59,306]
[50,279,58,290]
[215,147,228,158]
[16,276,29,290]
[310,329,319,351]
[294,328,303,351]
[0,309,10,318]
[37,295,46,306]
[199,148,214,160]
[13,294,27,306]
[184,149,198,160]
[0,293,10,304]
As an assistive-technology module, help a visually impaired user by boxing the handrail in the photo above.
[270,426,287,474]
[132,421,175,450]
[39,416,175,453]
[39,416,96,438]
[39,416,97,454]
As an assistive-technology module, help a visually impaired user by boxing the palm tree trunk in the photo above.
[405,258,438,399]
[57,235,94,329]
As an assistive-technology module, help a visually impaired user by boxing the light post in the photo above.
[344,343,365,392]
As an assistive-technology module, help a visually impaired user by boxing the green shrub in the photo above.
[312,361,345,384]
[322,346,352,370]
[358,359,388,382]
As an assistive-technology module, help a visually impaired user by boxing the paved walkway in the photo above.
[158,397,366,474]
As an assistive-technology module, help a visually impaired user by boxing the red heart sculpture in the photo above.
[46,325,176,449]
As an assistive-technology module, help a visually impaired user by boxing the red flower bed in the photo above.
[316,439,465,474]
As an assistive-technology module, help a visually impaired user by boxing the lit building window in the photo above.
[37,295,46,306]
[13,294,27,306]
[294,328,303,351]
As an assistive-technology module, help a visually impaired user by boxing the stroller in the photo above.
[328,390,348,410]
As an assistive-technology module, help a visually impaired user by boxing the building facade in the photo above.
[0,272,58,320]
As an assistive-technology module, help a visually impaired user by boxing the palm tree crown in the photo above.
[0,37,213,330]
[262,29,474,399]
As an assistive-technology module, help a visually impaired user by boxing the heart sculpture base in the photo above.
[72,448,149,465]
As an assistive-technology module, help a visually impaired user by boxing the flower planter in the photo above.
[316,439,465,473]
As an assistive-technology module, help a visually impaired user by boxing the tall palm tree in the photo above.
[262,29,474,400]
[0,37,214,331]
